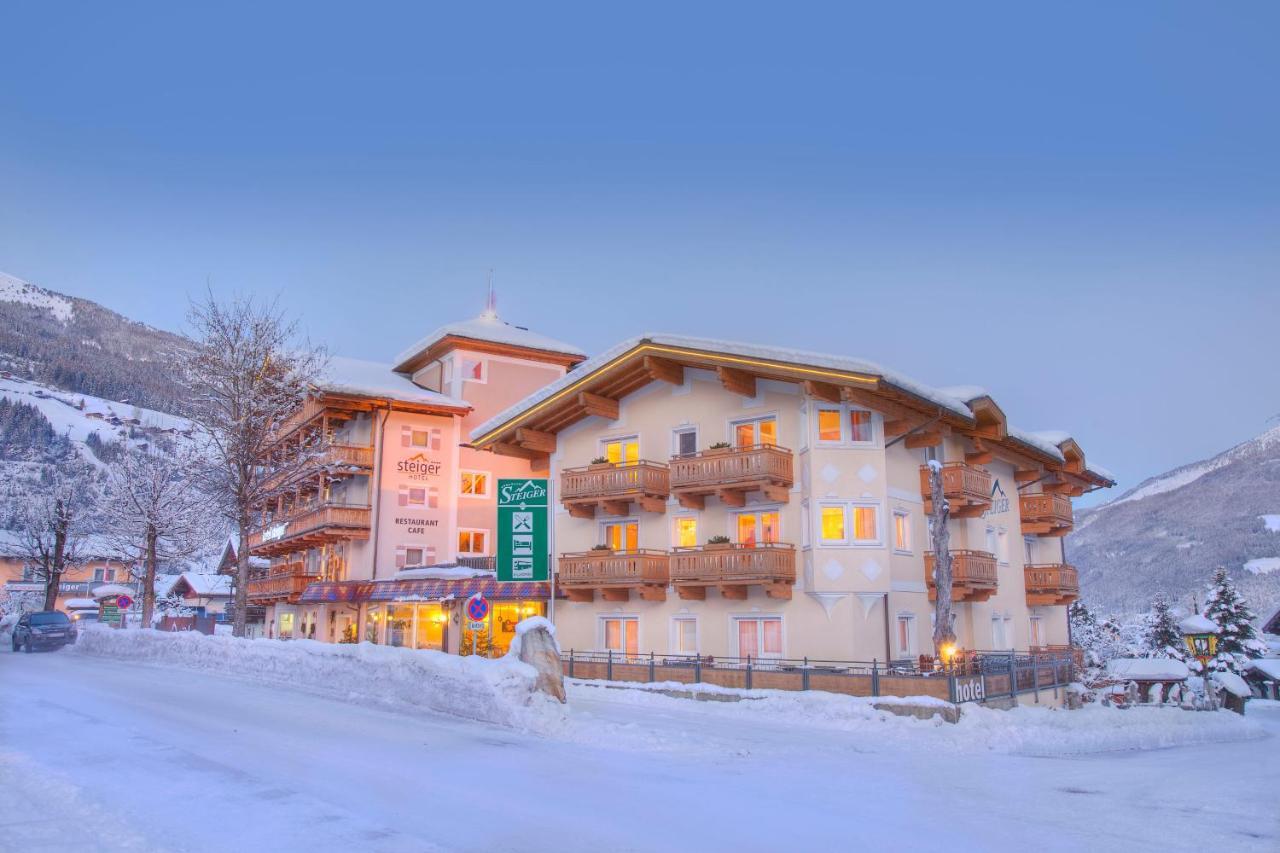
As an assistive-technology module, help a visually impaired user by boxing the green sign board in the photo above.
[100,602,121,626]
[497,478,548,582]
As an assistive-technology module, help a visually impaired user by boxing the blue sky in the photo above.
[1,2,1276,504]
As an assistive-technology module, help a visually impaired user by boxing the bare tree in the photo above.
[183,291,326,637]
[101,442,213,627]
[927,459,957,662]
[16,464,99,610]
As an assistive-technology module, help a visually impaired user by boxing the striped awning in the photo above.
[299,578,551,604]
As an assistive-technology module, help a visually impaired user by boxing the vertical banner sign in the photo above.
[497,478,548,582]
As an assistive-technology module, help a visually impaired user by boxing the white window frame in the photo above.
[599,615,640,655]
[996,527,1009,565]
[459,469,491,499]
[850,502,882,546]
[671,426,698,458]
[985,526,998,558]
[671,616,699,655]
[815,500,883,548]
[601,518,640,552]
[812,402,877,447]
[672,514,698,549]
[731,507,783,545]
[600,434,640,465]
[895,612,916,658]
[1029,613,1044,648]
[399,484,440,509]
[395,543,438,569]
[402,425,443,450]
[728,413,779,448]
[732,615,785,659]
[817,502,849,546]
[1023,536,1036,564]
[457,528,489,556]
[892,509,912,554]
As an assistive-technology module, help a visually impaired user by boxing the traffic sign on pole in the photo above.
[497,479,548,582]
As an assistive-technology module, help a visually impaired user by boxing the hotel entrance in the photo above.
[460,600,547,658]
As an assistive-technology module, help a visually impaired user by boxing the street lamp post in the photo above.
[1180,614,1220,711]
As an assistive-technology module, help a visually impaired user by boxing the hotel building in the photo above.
[470,335,1113,664]
[245,308,583,653]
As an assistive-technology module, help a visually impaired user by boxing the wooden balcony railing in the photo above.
[919,463,993,518]
[669,444,794,509]
[246,564,321,604]
[1020,493,1073,537]
[560,461,670,518]
[264,443,374,492]
[924,550,999,602]
[247,502,372,554]
[669,543,796,600]
[1024,563,1080,606]
[558,550,670,602]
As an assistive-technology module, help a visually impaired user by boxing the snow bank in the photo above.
[71,627,566,731]
[505,616,558,659]
[562,680,1262,757]
[1107,658,1191,681]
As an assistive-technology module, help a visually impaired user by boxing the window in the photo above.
[820,505,846,543]
[817,408,842,442]
[673,428,698,458]
[673,618,698,654]
[93,567,115,583]
[1029,614,1044,647]
[458,529,488,555]
[985,526,997,557]
[402,426,443,450]
[602,436,639,466]
[460,358,486,382]
[460,471,490,498]
[602,617,639,655]
[996,528,1009,564]
[395,545,437,569]
[893,510,911,553]
[674,516,698,548]
[896,614,916,658]
[399,485,440,509]
[736,511,779,546]
[733,416,777,448]
[736,617,783,659]
[991,616,1007,650]
[848,409,873,443]
[1024,536,1036,564]
[852,505,878,542]
[603,520,638,552]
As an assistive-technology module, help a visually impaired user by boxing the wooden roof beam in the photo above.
[578,392,619,421]
[840,385,921,422]
[965,438,994,465]
[802,380,841,403]
[717,366,757,398]
[490,442,547,463]
[515,428,556,454]
[904,429,945,449]
[643,356,684,385]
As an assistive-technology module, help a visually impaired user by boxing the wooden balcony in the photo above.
[918,463,992,518]
[1024,563,1079,606]
[1020,493,1073,537]
[669,444,794,509]
[264,443,374,492]
[246,563,320,605]
[247,503,372,556]
[560,462,670,518]
[558,550,670,602]
[669,543,795,600]
[924,550,998,602]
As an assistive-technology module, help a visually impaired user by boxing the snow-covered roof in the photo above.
[1246,658,1280,681]
[1211,670,1252,698]
[1106,658,1191,681]
[471,333,978,441]
[179,573,232,597]
[316,356,468,410]
[91,584,135,599]
[393,311,585,370]
[936,385,989,402]
[64,598,98,610]
[1179,614,1219,634]
[393,564,496,581]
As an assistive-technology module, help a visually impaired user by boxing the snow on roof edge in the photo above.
[393,313,586,369]
[316,356,468,410]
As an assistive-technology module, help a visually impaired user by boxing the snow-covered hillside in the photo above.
[1070,423,1280,616]
[0,270,74,323]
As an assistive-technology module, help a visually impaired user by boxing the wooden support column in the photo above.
[802,380,841,403]
[643,356,684,385]
[515,428,556,454]
[717,366,757,397]
[579,392,620,420]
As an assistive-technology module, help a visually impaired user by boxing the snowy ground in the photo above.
[2,645,1277,853]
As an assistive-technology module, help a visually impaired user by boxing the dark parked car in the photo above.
[11,611,76,652]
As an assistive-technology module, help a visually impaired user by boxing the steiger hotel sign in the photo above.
[497,479,548,582]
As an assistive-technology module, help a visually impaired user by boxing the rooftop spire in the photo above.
[481,269,498,320]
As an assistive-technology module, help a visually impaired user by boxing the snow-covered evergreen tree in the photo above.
[1144,596,1185,660]
[1203,567,1265,674]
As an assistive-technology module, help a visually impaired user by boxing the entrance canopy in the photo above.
[300,578,552,604]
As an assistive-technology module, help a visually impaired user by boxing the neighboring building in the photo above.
[167,572,233,617]
[470,334,1113,663]
[0,531,137,612]
[247,306,584,652]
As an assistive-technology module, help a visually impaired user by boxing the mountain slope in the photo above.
[0,271,194,415]
[1069,424,1280,618]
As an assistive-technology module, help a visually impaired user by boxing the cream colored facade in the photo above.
[471,335,1112,664]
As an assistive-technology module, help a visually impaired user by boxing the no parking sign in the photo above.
[466,593,489,630]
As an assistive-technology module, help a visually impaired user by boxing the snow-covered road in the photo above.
[2,648,1277,852]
